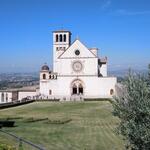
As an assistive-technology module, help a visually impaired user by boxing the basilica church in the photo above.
[0,30,117,103]
[39,30,117,100]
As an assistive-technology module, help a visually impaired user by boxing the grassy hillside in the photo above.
[0,101,124,150]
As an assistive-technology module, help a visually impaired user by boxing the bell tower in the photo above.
[53,30,71,72]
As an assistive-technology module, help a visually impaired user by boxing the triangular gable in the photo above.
[58,39,97,59]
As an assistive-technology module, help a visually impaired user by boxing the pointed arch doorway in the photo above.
[78,84,83,94]
[71,79,84,95]
[72,84,77,95]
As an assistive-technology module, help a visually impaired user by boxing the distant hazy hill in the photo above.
[109,69,148,77]
[0,72,39,90]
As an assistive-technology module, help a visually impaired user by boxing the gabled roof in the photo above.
[58,39,97,59]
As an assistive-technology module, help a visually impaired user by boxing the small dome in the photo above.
[41,64,49,71]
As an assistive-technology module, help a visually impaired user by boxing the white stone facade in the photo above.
[40,30,117,100]
[0,30,117,103]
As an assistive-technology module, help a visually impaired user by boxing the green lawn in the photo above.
[0,101,124,150]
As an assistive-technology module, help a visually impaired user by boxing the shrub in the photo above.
[112,70,150,150]
[24,117,48,123]
[45,119,72,124]
[0,143,16,150]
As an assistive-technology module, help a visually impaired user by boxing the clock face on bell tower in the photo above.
[72,61,83,72]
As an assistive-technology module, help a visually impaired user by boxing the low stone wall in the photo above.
[0,100,35,109]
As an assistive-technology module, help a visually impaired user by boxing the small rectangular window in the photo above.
[1,93,4,102]
[49,90,52,95]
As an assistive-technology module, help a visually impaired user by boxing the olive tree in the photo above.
[148,64,150,85]
[112,70,150,150]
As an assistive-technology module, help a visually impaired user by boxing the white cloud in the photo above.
[113,9,150,15]
[101,0,111,10]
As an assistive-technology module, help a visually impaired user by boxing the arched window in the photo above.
[43,74,46,79]
[56,34,58,42]
[110,89,114,95]
[63,34,66,42]
[1,93,4,102]
[59,34,62,42]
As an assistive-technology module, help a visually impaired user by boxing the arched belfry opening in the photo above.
[71,79,84,95]
[56,34,58,42]
[59,34,62,42]
[43,74,46,79]
[63,34,66,42]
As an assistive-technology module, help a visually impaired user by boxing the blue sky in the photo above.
[0,0,150,72]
